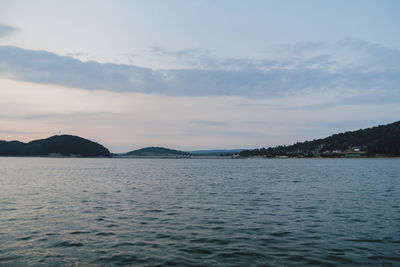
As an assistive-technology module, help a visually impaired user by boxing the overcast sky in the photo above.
[0,0,399,152]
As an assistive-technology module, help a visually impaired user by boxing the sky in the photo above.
[0,0,399,152]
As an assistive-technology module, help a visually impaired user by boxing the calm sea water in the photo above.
[0,158,399,266]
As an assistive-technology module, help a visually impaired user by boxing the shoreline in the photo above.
[0,155,399,159]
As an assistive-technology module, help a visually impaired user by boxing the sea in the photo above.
[0,158,399,266]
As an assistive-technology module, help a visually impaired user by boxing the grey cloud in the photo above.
[0,40,399,101]
[0,46,155,93]
[333,39,400,71]
[0,24,19,37]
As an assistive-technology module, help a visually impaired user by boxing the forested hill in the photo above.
[0,135,110,157]
[240,121,400,157]
[126,147,190,157]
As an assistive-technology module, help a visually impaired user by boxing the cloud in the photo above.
[0,40,399,103]
[0,24,19,38]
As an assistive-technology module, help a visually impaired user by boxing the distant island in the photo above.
[240,120,400,158]
[0,135,110,157]
[1,121,398,159]
[119,147,243,158]
[122,147,191,158]
[188,149,243,157]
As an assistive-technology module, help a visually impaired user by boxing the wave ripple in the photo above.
[0,158,399,266]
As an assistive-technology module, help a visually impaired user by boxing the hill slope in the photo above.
[188,149,243,156]
[126,147,190,157]
[240,121,400,157]
[0,135,110,157]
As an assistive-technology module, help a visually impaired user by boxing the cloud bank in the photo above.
[0,40,399,103]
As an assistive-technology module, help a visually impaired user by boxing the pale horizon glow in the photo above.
[0,0,399,152]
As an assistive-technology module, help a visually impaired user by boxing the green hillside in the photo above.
[240,121,400,157]
[0,135,110,157]
[126,147,190,157]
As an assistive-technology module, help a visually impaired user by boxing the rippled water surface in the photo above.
[0,158,399,266]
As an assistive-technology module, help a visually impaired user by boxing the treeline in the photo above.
[126,147,190,157]
[0,135,110,157]
[240,120,400,157]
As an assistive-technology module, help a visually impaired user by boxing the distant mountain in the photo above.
[126,147,190,157]
[0,135,110,157]
[188,149,243,156]
[240,120,400,157]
